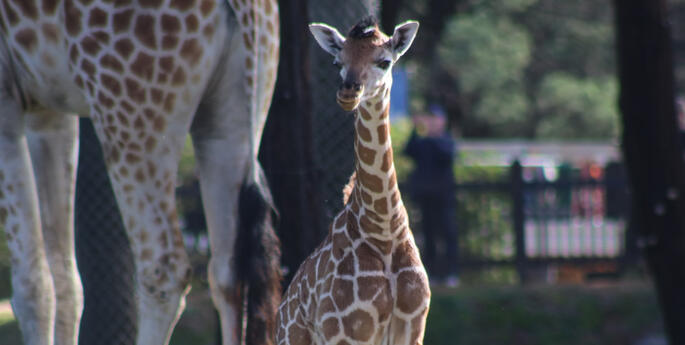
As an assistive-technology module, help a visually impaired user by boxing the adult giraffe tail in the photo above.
[228,1,281,344]
[234,167,281,345]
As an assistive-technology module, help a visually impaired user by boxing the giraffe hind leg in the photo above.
[26,112,82,345]
[191,115,280,345]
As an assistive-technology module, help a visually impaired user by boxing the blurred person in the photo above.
[404,107,459,287]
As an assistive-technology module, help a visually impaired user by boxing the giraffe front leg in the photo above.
[26,113,82,345]
[0,103,56,345]
[96,127,192,345]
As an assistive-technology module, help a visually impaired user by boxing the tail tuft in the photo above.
[234,174,282,345]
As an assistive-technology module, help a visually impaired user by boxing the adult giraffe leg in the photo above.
[192,127,248,345]
[91,113,193,345]
[25,113,82,345]
[192,127,280,345]
[0,100,56,345]
[191,43,280,343]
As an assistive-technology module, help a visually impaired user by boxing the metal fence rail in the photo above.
[405,160,631,282]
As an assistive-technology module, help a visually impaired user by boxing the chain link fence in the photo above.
[308,0,379,223]
[75,118,136,345]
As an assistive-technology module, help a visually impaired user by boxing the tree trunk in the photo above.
[259,0,325,284]
[380,0,404,35]
[614,1,685,343]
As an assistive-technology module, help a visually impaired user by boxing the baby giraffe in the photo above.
[275,18,430,345]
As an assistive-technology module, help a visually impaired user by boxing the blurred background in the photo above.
[2,0,685,344]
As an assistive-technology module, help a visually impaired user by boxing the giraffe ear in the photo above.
[309,23,346,56]
[390,20,419,60]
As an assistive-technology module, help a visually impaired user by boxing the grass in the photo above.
[425,282,663,345]
[0,281,663,345]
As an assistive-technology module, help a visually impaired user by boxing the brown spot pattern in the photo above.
[331,278,354,310]
[42,0,59,15]
[134,15,157,49]
[396,270,428,314]
[14,28,38,52]
[180,39,203,64]
[322,317,339,340]
[337,253,354,276]
[357,166,383,193]
[391,241,422,273]
[124,78,146,103]
[114,38,135,59]
[356,119,372,142]
[140,0,163,7]
[342,309,374,341]
[113,9,134,33]
[185,14,199,32]
[356,243,383,271]
[381,148,392,172]
[100,54,124,73]
[287,324,311,345]
[11,0,38,19]
[88,7,108,27]
[359,214,383,235]
[377,124,388,144]
[81,35,101,56]
[100,73,122,96]
[373,197,388,215]
[356,140,375,166]
[130,52,155,81]
[170,0,195,11]
[161,14,181,34]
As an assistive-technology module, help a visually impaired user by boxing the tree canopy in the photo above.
[389,0,620,139]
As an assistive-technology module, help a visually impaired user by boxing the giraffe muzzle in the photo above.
[337,87,363,111]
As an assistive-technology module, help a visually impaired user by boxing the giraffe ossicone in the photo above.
[0,1,281,345]
[276,17,430,345]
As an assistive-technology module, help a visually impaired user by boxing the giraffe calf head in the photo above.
[309,17,419,111]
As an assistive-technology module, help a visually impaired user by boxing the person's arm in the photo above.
[404,129,421,159]
[431,133,456,161]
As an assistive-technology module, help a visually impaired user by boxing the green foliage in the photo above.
[177,135,196,184]
[536,73,619,139]
[410,0,618,139]
[439,12,531,93]
[390,118,416,183]
[0,234,11,300]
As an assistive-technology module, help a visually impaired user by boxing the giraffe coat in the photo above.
[278,19,430,345]
[0,1,280,345]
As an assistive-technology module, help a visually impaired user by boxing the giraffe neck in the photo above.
[347,83,406,240]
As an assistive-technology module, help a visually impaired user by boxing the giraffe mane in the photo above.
[342,172,357,205]
[347,16,381,40]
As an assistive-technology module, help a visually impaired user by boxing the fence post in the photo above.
[510,160,527,284]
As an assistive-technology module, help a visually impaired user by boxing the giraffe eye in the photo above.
[377,60,391,70]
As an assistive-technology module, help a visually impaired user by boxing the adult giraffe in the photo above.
[0,1,281,345]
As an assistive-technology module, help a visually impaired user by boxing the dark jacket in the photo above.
[404,129,457,198]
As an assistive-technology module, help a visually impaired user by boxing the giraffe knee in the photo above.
[138,252,192,302]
